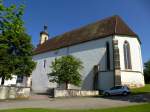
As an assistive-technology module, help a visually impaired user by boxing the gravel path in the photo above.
[0,97,139,110]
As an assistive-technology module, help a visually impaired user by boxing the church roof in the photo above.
[34,15,139,55]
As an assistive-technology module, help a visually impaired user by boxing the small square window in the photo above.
[16,76,24,83]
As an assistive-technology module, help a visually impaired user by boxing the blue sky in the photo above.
[4,0,150,62]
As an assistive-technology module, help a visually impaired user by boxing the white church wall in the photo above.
[32,47,71,92]
[32,36,114,92]
[114,35,145,87]
[98,71,114,90]
[121,71,145,87]
[68,36,113,90]
[114,35,143,72]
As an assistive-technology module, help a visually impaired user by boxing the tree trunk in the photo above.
[1,76,5,85]
[65,82,68,90]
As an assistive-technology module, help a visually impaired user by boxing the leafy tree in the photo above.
[144,60,150,84]
[48,55,83,89]
[0,0,36,85]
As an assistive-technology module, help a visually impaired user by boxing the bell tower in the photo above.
[40,25,49,45]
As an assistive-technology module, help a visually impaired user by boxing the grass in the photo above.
[131,84,150,95]
[0,103,150,112]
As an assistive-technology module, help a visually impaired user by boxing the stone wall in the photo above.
[16,87,31,99]
[53,89,99,98]
[0,86,30,100]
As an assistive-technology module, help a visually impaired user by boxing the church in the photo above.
[0,15,145,93]
[32,15,145,93]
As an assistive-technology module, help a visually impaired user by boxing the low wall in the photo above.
[53,89,99,98]
[0,86,30,100]
[16,87,31,99]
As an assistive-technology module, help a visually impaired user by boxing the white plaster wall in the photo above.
[32,47,68,92]
[114,35,143,72]
[0,75,17,86]
[98,72,114,90]
[68,37,114,90]
[32,36,114,92]
[114,35,145,87]
[121,71,145,87]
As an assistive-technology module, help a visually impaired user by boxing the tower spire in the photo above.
[44,25,48,32]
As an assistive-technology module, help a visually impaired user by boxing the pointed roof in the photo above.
[34,15,139,55]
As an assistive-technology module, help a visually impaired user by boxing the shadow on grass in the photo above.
[93,92,150,103]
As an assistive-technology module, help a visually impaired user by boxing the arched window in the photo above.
[44,37,47,42]
[44,60,46,68]
[106,42,110,70]
[124,41,132,69]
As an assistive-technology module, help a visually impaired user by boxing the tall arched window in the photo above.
[124,41,132,69]
[106,42,110,70]
[44,60,46,68]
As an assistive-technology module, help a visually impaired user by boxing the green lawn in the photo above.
[131,84,150,95]
[0,103,150,112]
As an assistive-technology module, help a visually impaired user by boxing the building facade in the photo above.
[0,16,145,93]
[32,15,145,93]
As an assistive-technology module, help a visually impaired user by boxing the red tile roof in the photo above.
[34,15,139,55]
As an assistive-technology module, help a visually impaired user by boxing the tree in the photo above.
[0,0,36,85]
[48,55,83,89]
[144,60,150,84]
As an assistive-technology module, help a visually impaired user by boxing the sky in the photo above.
[3,0,150,63]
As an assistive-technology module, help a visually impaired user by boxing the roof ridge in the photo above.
[34,15,139,55]
[48,15,119,39]
[41,15,117,46]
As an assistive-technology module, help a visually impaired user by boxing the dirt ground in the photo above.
[0,96,140,110]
